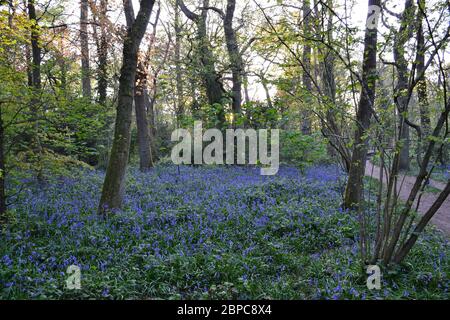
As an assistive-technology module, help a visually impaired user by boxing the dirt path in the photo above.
[365,162,450,237]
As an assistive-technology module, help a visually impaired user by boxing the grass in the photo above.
[0,165,449,300]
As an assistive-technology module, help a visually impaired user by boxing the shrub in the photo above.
[280,131,329,169]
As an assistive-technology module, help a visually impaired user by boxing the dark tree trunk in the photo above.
[135,62,154,171]
[0,107,6,223]
[96,0,109,106]
[198,2,225,108]
[28,0,41,91]
[178,0,225,124]
[243,71,251,104]
[80,0,92,100]
[416,0,431,148]
[28,0,44,183]
[25,43,33,87]
[129,3,157,172]
[175,2,184,125]
[395,0,415,171]
[301,0,312,135]
[99,0,155,214]
[146,89,158,160]
[343,0,381,209]
[224,0,243,115]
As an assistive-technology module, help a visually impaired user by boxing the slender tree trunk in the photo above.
[243,71,251,104]
[90,0,108,105]
[343,0,381,209]
[144,89,157,161]
[258,73,273,109]
[175,1,184,125]
[28,0,44,183]
[416,0,431,150]
[395,0,415,171]
[301,0,312,135]
[25,43,33,87]
[383,98,450,264]
[97,0,109,106]
[0,107,6,223]
[99,0,155,214]
[135,62,154,171]
[80,0,92,100]
[398,122,410,170]
[28,0,41,91]
[394,181,450,263]
[315,0,351,169]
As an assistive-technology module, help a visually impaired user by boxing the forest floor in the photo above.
[365,162,450,237]
[1,165,449,299]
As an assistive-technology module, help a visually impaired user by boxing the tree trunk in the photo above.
[28,0,44,183]
[89,0,108,105]
[97,0,109,106]
[394,181,450,263]
[175,1,184,125]
[416,0,431,150]
[198,2,225,107]
[146,88,158,160]
[343,0,381,209]
[135,62,154,171]
[243,71,251,104]
[0,107,6,223]
[28,0,41,91]
[99,0,155,214]
[301,0,312,135]
[383,98,450,264]
[178,0,226,124]
[258,73,273,109]
[80,0,92,100]
[224,0,243,115]
[395,0,415,171]
[315,0,351,170]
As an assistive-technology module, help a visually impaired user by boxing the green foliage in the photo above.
[280,131,329,169]
[242,102,279,129]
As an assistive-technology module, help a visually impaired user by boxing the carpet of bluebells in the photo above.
[1,165,449,299]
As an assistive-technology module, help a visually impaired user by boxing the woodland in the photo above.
[0,0,449,299]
